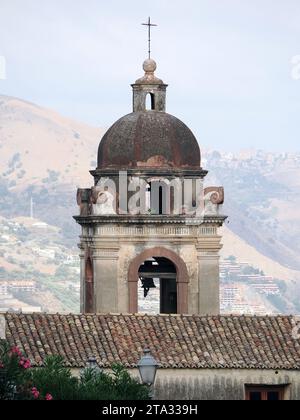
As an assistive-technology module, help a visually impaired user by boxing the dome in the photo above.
[97,111,201,170]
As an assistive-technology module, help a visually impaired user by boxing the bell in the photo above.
[140,277,156,298]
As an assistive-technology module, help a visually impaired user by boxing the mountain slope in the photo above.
[221,226,299,284]
[205,150,300,271]
[0,95,102,188]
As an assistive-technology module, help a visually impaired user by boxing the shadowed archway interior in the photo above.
[138,257,177,314]
[128,247,189,314]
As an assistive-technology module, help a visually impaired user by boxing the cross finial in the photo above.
[142,17,157,59]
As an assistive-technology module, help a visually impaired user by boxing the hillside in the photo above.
[221,226,299,284]
[0,215,79,313]
[0,95,103,233]
[205,150,300,271]
[0,95,101,188]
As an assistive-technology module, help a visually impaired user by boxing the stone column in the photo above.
[79,246,86,313]
[196,234,223,315]
[93,247,119,313]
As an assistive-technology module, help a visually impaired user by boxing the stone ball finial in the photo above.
[143,59,157,73]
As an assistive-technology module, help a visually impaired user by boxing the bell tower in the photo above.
[75,56,226,316]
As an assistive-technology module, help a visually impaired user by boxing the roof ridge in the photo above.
[4,312,297,318]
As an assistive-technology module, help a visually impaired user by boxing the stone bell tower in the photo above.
[75,57,226,315]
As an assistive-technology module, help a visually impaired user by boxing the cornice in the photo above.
[74,214,227,227]
[90,168,208,178]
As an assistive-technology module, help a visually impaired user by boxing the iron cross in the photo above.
[142,17,157,59]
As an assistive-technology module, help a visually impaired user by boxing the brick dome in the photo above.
[97,111,201,170]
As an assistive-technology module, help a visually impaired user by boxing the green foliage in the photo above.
[0,340,29,400]
[77,364,150,401]
[28,356,78,400]
[29,357,150,400]
[55,265,71,277]
[242,265,261,276]
[0,341,150,400]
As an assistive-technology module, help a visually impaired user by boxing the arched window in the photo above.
[148,181,170,215]
[145,93,155,110]
[146,184,151,213]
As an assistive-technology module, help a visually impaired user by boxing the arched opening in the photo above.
[145,93,155,110]
[138,257,177,314]
[128,247,189,314]
[148,181,170,215]
[85,257,94,313]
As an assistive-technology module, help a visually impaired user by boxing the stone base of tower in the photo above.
[75,217,225,315]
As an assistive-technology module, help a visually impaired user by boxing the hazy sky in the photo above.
[0,0,299,152]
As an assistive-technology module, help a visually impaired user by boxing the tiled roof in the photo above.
[4,313,300,370]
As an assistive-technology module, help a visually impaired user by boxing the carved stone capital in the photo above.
[92,248,120,260]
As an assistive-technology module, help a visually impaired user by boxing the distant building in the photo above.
[32,247,56,259]
[0,283,9,296]
[0,280,37,294]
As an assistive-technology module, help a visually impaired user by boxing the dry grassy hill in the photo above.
[0,95,102,188]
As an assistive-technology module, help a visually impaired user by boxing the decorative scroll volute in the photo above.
[203,187,224,215]
[204,187,224,204]
[91,186,116,215]
[77,189,92,216]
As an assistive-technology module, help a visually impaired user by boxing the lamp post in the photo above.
[137,348,158,399]
[87,356,101,373]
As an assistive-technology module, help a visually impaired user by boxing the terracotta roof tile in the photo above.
[3,313,300,370]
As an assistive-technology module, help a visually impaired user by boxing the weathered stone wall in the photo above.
[78,222,223,315]
[71,367,300,400]
[151,368,300,400]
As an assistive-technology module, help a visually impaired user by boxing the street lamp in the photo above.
[137,348,158,390]
[87,356,101,373]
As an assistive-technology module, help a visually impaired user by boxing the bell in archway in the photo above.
[140,277,156,298]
